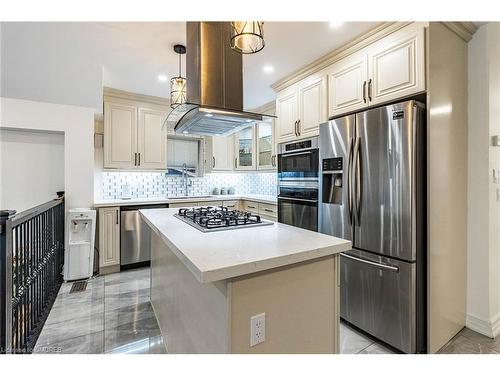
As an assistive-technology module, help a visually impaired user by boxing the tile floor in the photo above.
[33,267,499,354]
[34,267,165,354]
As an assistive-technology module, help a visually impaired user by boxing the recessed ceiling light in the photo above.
[329,21,344,29]
[246,119,253,123]
[205,113,213,117]
[263,65,274,73]
[158,74,168,82]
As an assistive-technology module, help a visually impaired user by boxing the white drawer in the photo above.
[243,200,259,214]
[258,202,277,218]
[223,200,239,210]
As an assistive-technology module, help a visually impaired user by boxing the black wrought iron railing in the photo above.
[1,197,65,354]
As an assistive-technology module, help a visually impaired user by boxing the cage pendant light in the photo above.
[230,22,265,54]
[170,44,187,109]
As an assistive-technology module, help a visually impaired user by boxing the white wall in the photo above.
[0,97,95,210]
[0,22,103,110]
[0,129,64,212]
[467,22,500,338]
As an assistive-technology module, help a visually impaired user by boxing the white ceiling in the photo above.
[1,22,381,111]
[243,22,382,108]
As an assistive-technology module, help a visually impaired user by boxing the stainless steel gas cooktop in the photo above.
[174,206,274,232]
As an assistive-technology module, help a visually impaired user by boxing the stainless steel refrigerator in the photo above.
[319,100,426,353]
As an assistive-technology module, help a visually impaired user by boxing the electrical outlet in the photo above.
[250,313,266,347]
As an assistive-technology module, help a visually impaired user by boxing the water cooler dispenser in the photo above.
[64,208,96,281]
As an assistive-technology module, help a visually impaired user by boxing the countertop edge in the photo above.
[140,210,351,284]
[94,194,277,208]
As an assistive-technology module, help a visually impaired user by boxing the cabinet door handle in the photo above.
[363,81,367,103]
[116,210,119,225]
[235,157,237,169]
[213,156,216,168]
[368,79,372,102]
[297,120,301,136]
[138,153,141,166]
[294,120,298,136]
[263,208,274,213]
[134,153,137,166]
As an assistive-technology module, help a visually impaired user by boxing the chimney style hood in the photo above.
[163,22,274,136]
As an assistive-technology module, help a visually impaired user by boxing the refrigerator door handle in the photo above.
[347,137,354,224]
[353,137,361,224]
[340,253,399,272]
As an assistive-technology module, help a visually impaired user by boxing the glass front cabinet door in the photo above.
[234,126,256,170]
[256,120,276,170]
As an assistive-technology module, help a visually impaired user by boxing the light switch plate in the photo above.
[492,135,500,147]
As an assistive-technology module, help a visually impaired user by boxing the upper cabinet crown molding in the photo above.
[441,22,478,42]
[248,100,276,116]
[103,86,171,108]
[271,22,413,93]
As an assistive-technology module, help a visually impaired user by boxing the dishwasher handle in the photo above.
[120,204,169,212]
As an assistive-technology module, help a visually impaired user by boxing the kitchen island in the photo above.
[140,208,351,354]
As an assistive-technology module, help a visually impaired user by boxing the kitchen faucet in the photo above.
[181,163,190,196]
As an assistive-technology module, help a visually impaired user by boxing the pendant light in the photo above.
[170,44,187,109]
[230,22,265,54]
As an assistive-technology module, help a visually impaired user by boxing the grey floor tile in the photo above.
[105,335,166,354]
[105,301,156,330]
[104,316,161,353]
[34,331,104,354]
[438,333,500,354]
[359,342,399,354]
[340,322,374,354]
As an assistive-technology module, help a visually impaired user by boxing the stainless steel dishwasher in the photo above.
[120,204,168,269]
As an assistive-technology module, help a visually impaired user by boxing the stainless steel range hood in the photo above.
[163,22,274,136]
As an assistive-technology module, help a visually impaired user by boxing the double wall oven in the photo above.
[277,137,319,232]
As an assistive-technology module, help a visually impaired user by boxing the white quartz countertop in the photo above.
[140,208,351,283]
[94,194,277,208]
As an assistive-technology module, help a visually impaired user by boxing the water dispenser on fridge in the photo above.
[64,208,96,281]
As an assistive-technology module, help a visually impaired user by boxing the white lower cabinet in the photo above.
[98,207,120,270]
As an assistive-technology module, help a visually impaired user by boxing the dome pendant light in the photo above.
[170,44,187,109]
[230,22,265,54]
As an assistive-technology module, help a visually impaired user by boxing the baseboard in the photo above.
[492,313,500,338]
[99,264,120,275]
[466,313,500,338]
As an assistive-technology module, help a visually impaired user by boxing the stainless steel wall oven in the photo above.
[277,137,319,232]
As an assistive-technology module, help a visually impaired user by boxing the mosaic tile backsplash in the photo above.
[101,171,278,199]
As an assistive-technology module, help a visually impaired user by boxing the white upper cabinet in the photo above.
[104,102,138,169]
[367,23,425,106]
[234,126,256,170]
[276,74,326,143]
[276,86,299,143]
[206,135,234,172]
[298,74,327,137]
[104,99,168,170]
[327,51,369,118]
[137,107,167,170]
[256,120,277,170]
[278,23,426,122]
